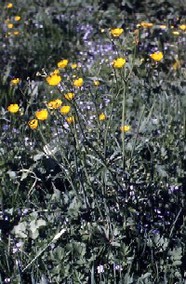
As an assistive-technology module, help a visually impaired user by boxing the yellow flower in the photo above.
[172,30,180,36]
[138,22,153,28]
[120,125,131,132]
[10,78,20,85]
[6,3,13,8]
[35,109,48,121]
[7,23,14,29]
[57,59,68,68]
[14,16,21,21]
[99,113,106,121]
[179,24,186,31]
[110,28,124,37]
[64,92,75,100]
[149,51,163,62]
[60,105,71,115]
[112,57,126,68]
[66,116,75,124]
[93,80,100,86]
[7,104,19,113]
[71,63,77,69]
[73,77,84,87]
[159,25,167,30]
[46,73,61,86]
[172,59,181,70]
[47,99,62,109]
[28,119,38,130]
[13,31,20,36]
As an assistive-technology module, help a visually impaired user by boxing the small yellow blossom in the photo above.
[172,59,181,70]
[138,22,153,28]
[35,109,48,121]
[99,113,106,121]
[60,105,71,115]
[179,24,186,31]
[172,30,180,36]
[46,73,61,86]
[57,59,68,68]
[64,92,75,100]
[7,104,19,113]
[120,125,131,132]
[28,119,38,130]
[14,16,21,21]
[7,23,14,29]
[110,28,124,37]
[73,77,84,87]
[66,116,75,124]
[10,78,20,85]
[149,51,163,62]
[93,80,100,86]
[6,3,13,8]
[13,31,20,36]
[47,99,62,109]
[112,57,126,68]
[159,25,167,30]
[71,63,77,69]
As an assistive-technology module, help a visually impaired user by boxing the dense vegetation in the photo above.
[0,0,185,283]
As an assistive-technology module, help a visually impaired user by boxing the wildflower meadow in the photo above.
[0,0,186,283]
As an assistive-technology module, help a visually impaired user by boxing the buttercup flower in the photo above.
[60,105,71,115]
[66,116,75,124]
[28,119,38,130]
[64,92,75,100]
[6,3,13,8]
[7,23,14,29]
[57,59,68,68]
[172,30,180,36]
[159,25,167,30]
[112,57,126,68]
[46,73,61,86]
[71,63,77,69]
[138,22,153,28]
[7,104,19,113]
[93,80,100,86]
[179,24,186,31]
[35,109,48,120]
[73,77,84,87]
[14,16,21,21]
[47,99,62,109]
[150,51,163,62]
[13,31,20,36]
[10,78,20,85]
[110,28,124,37]
[120,125,131,132]
[172,59,181,70]
[99,113,106,121]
